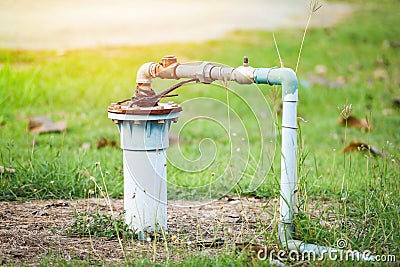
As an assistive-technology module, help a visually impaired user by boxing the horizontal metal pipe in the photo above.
[136,60,255,85]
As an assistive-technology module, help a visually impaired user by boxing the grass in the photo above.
[1,0,399,265]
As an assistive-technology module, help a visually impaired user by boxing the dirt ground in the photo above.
[0,0,354,50]
[0,197,282,265]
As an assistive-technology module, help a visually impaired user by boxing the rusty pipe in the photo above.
[135,56,254,88]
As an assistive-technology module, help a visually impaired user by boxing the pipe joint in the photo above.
[136,62,156,84]
[197,62,214,83]
[232,66,255,84]
[153,63,179,80]
[136,57,180,85]
[253,67,298,101]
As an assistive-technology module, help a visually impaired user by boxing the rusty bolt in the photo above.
[243,56,249,67]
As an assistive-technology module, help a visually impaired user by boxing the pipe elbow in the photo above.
[277,68,298,102]
[253,67,298,101]
[136,62,156,84]
[277,68,297,88]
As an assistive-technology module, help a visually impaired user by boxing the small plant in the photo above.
[66,211,136,240]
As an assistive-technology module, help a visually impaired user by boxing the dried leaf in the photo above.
[29,116,67,134]
[341,141,384,156]
[0,166,16,174]
[96,136,118,149]
[393,97,400,110]
[337,115,373,131]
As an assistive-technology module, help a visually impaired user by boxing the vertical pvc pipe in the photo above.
[279,101,298,243]
[254,68,298,242]
[123,149,167,238]
[108,112,180,239]
[280,101,298,224]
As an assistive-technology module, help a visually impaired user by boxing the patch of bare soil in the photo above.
[0,197,282,265]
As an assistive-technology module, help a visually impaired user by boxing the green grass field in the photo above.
[0,0,399,265]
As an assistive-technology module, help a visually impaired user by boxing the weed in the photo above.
[295,0,322,73]
[66,211,135,241]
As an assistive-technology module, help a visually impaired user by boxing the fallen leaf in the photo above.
[338,115,373,131]
[341,141,384,156]
[29,116,67,134]
[96,136,118,149]
[393,97,400,110]
[0,166,16,174]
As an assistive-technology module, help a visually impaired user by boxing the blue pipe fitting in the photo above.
[253,67,298,102]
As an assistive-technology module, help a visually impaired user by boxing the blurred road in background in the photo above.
[0,0,353,50]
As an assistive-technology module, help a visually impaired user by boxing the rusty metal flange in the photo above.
[108,101,182,115]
